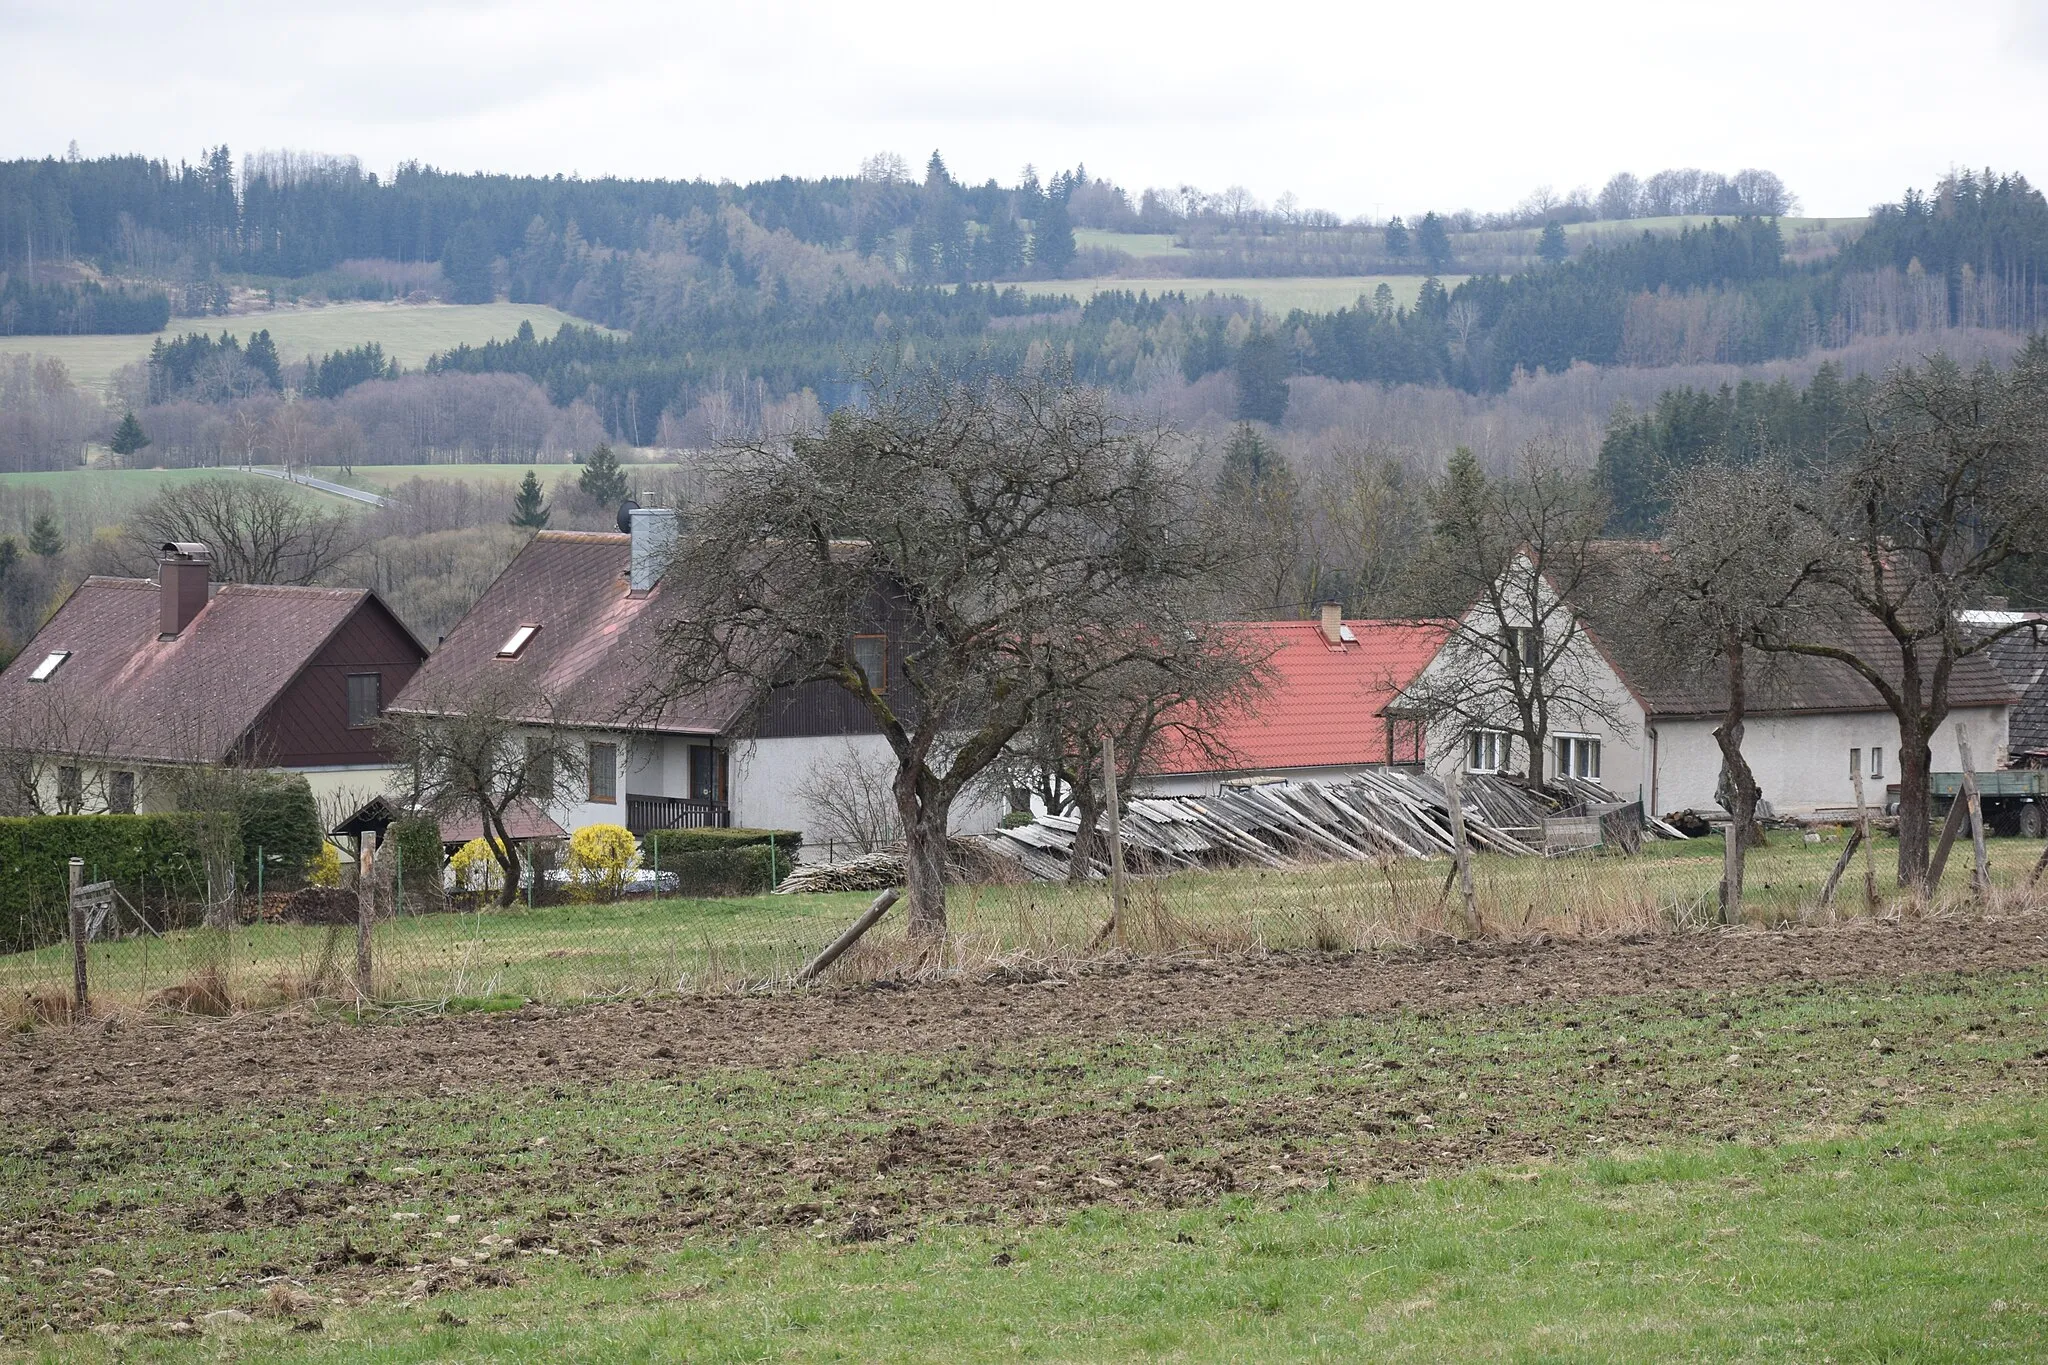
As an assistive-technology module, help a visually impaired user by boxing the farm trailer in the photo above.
[1931,770,2048,839]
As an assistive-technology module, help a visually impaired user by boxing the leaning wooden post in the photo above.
[1101,734,1128,950]
[1817,825,1864,909]
[1926,796,1969,895]
[1442,767,1479,935]
[1957,729,1992,901]
[796,887,901,983]
[1850,763,1877,912]
[355,836,376,1001]
[67,857,88,1018]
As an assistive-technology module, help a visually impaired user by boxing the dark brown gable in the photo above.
[252,598,427,767]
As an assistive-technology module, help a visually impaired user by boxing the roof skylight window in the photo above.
[28,650,70,681]
[496,625,539,659]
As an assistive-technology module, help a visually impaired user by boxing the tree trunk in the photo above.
[902,799,951,937]
[1713,643,1760,925]
[487,805,523,908]
[1068,779,1101,886]
[1895,726,1934,889]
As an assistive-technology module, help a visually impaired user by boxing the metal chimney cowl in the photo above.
[158,541,212,638]
[629,508,678,595]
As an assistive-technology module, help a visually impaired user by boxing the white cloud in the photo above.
[2,0,2042,216]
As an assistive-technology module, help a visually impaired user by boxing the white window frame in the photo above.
[1870,746,1884,780]
[29,650,70,681]
[1505,626,1539,673]
[497,624,539,659]
[1554,733,1601,781]
[1466,729,1508,774]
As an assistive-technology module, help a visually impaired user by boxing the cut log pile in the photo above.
[777,773,1680,893]
[974,772,1615,882]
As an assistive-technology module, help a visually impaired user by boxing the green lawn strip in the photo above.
[4,966,2042,1348]
[17,1102,2046,1361]
[9,836,2036,1012]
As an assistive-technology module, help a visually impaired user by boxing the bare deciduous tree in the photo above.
[122,477,365,585]
[653,364,1247,935]
[1613,459,1837,920]
[1761,347,2048,886]
[1402,443,1623,787]
[793,741,904,856]
[381,676,589,906]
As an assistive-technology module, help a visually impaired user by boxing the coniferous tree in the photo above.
[1416,212,1453,272]
[1031,200,1076,275]
[1383,216,1410,260]
[578,443,630,506]
[109,410,150,461]
[244,328,282,388]
[509,469,551,529]
[27,514,62,558]
[1537,220,1569,265]
[1233,329,1291,424]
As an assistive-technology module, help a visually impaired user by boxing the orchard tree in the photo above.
[652,364,1247,935]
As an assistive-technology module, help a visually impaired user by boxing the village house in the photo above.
[386,512,1002,842]
[0,542,428,815]
[1137,606,1452,797]
[1962,607,2048,768]
[1403,552,2015,818]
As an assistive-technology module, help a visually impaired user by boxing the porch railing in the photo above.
[625,794,732,836]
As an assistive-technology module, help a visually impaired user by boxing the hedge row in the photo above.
[0,813,238,954]
[641,827,802,858]
[656,845,788,898]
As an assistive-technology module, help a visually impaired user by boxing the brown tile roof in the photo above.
[0,577,404,764]
[1588,612,2018,720]
[388,531,748,734]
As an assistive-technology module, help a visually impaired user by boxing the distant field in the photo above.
[1049,274,1467,313]
[312,463,578,495]
[1074,228,1188,258]
[0,302,608,395]
[0,468,356,542]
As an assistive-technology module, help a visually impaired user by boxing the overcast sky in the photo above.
[4,0,2044,219]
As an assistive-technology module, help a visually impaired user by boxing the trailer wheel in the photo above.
[2021,802,2045,841]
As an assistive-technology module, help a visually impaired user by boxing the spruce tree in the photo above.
[245,328,282,388]
[109,411,150,462]
[509,470,551,529]
[1031,201,1076,275]
[1537,220,1569,265]
[1382,216,1410,259]
[578,443,630,506]
[27,514,62,558]
[1416,212,1453,272]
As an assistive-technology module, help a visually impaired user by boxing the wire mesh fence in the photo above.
[5,832,2046,1024]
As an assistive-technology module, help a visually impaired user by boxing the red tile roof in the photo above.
[1147,618,1452,776]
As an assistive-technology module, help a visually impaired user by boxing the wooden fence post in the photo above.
[355,837,375,1002]
[1102,734,1128,950]
[1442,768,1479,935]
[796,887,901,983]
[1957,729,1992,900]
[67,857,87,1017]
[1850,763,1877,912]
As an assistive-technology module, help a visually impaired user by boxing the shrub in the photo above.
[566,823,638,902]
[0,813,236,952]
[389,817,446,900]
[449,836,506,895]
[236,774,323,891]
[661,845,787,898]
[308,842,343,888]
[643,827,800,863]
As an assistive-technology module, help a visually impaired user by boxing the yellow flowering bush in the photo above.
[449,836,507,895]
[566,823,639,902]
[307,841,343,889]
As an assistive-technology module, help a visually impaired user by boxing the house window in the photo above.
[1849,747,1862,778]
[1467,729,1508,774]
[1505,627,1539,673]
[346,673,382,728]
[587,742,617,803]
[689,744,718,802]
[57,766,81,812]
[524,737,556,800]
[851,635,888,690]
[28,650,70,681]
[497,624,539,658]
[1555,735,1602,781]
[1870,747,1884,780]
[109,771,136,815]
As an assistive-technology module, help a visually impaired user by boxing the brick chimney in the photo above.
[1318,601,1344,646]
[158,542,211,638]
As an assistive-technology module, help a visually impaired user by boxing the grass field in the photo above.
[309,463,580,495]
[0,302,605,394]
[4,938,2043,1356]
[6,831,2044,1019]
[1047,274,1468,314]
[0,467,363,539]
[1074,228,1189,258]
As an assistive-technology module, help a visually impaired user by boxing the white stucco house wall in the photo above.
[1402,552,2015,818]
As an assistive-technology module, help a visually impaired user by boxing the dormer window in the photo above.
[28,650,70,681]
[497,625,539,659]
